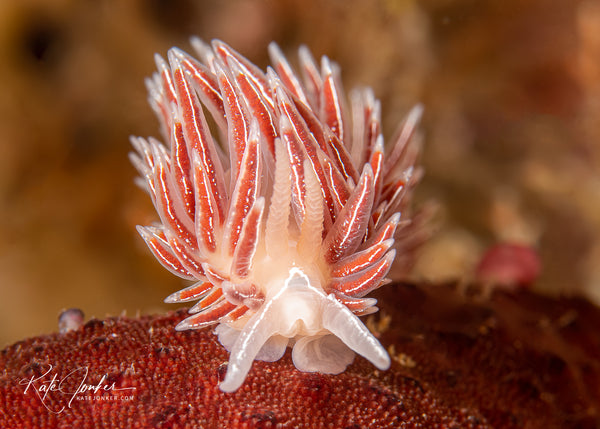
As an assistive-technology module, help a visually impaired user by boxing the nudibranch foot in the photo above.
[291,334,355,374]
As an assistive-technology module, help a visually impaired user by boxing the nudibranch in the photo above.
[130,39,423,392]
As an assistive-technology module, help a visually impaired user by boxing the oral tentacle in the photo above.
[321,293,391,370]
[219,295,284,393]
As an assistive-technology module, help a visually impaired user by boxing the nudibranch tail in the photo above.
[132,39,425,392]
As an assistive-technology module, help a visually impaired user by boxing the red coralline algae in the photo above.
[1,282,599,428]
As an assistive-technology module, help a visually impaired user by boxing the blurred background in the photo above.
[0,0,599,347]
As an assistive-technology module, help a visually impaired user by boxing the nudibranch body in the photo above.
[131,39,423,392]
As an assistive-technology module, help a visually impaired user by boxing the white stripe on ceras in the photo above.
[223,120,262,256]
[268,42,309,106]
[231,197,265,279]
[172,47,227,132]
[170,52,227,223]
[320,56,347,144]
[322,165,374,264]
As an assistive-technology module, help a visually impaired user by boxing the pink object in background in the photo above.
[475,243,542,289]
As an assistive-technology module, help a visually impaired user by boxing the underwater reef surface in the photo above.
[1,282,598,428]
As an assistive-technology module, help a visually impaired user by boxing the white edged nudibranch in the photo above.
[130,39,424,392]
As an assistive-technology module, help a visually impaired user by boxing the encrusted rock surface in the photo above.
[1,282,598,428]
